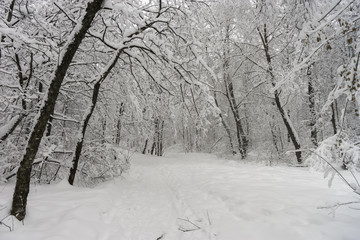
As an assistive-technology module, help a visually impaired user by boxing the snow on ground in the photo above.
[1,152,360,240]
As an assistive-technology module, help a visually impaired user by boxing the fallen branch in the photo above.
[317,201,360,215]
[0,215,13,232]
[206,210,212,226]
[155,233,165,240]
[177,217,201,232]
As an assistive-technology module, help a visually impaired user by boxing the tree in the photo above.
[10,0,104,221]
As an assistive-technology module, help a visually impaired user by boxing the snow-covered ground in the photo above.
[1,153,360,240]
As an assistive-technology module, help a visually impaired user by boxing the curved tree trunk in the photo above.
[258,24,302,163]
[0,114,25,142]
[11,0,104,221]
[68,82,101,185]
[214,92,236,154]
[223,25,248,158]
[68,49,122,185]
[225,79,248,158]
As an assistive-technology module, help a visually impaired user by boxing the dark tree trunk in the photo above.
[0,115,25,142]
[11,0,104,221]
[226,80,248,158]
[142,139,148,154]
[149,118,165,156]
[150,142,156,155]
[258,24,302,163]
[68,82,101,185]
[273,92,302,162]
[158,120,164,156]
[102,118,106,144]
[153,118,159,155]
[223,25,248,158]
[115,103,124,145]
[214,92,236,154]
[307,64,318,146]
[68,49,122,185]
[331,102,337,134]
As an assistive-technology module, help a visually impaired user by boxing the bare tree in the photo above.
[11,0,104,221]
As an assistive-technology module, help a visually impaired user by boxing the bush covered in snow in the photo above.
[77,143,132,186]
[306,132,360,192]
[306,132,360,171]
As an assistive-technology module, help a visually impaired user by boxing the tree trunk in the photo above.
[150,142,156,155]
[11,0,104,221]
[273,92,302,162]
[142,139,148,154]
[68,49,123,185]
[214,92,236,154]
[102,118,106,144]
[226,80,248,158]
[0,115,25,142]
[115,103,124,145]
[307,64,318,146]
[223,24,248,158]
[68,82,101,185]
[331,102,337,134]
[158,120,164,156]
[152,118,164,156]
[258,24,302,163]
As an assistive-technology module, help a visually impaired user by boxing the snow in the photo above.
[1,152,360,240]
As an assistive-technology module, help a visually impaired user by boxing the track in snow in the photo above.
[1,152,360,240]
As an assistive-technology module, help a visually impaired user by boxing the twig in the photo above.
[178,218,201,232]
[54,3,76,24]
[318,201,360,210]
[206,210,212,225]
[0,215,12,231]
[156,234,165,240]
[318,0,343,22]
[290,148,358,194]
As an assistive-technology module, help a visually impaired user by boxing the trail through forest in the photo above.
[1,153,360,240]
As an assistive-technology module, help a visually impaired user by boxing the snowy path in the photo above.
[1,153,360,240]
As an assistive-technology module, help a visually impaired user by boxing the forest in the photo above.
[0,0,360,239]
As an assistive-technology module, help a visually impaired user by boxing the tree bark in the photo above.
[11,0,104,221]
